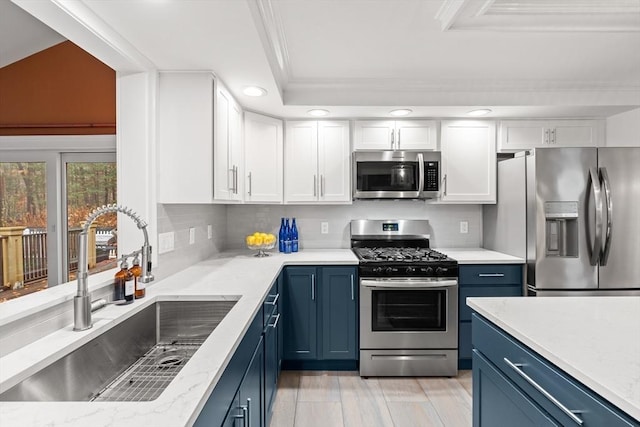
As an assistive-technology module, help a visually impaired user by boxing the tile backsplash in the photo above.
[155,204,227,280]
[226,201,482,249]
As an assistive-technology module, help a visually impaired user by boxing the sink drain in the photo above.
[156,349,185,368]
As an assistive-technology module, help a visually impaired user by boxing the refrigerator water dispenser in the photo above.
[544,201,579,257]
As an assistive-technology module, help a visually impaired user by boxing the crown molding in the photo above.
[437,0,640,32]
[247,0,292,101]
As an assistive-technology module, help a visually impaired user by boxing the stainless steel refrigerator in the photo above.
[484,147,640,296]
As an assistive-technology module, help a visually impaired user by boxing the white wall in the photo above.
[606,108,640,147]
[226,202,482,250]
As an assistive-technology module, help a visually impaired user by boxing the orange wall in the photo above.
[0,41,115,135]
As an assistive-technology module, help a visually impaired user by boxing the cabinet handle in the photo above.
[544,129,550,144]
[269,313,281,328]
[266,293,279,306]
[247,172,252,196]
[397,129,401,149]
[321,175,325,197]
[311,274,315,300]
[229,168,235,191]
[313,175,317,197]
[504,358,583,425]
[390,128,395,149]
[350,274,355,300]
[233,165,238,194]
[234,405,248,427]
[442,174,447,196]
[551,128,556,144]
[246,398,252,427]
[478,273,505,277]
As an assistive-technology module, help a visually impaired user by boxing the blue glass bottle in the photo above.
[291,218,299,252]
[278,217,286,252]
[284,218,292,254]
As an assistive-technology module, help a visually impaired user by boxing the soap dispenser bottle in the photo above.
[115,256,134,304]
[130,255,145,299]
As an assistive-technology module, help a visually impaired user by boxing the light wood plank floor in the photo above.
[270,370,473,427]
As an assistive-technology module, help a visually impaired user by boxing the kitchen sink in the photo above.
[0,299,237,402]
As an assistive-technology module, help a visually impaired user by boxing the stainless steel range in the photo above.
[351,219,458,377]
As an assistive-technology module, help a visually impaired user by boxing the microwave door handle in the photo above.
[417,153,425,195]
[600,167,613,266]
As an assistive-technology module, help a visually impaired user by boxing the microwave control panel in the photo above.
[425,162,439,191]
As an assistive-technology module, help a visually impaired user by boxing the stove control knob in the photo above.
[436,267,446,275]
[385,267,394,275]
[405,266,416,274]
[425,267,434,274]
[373,266,384,274]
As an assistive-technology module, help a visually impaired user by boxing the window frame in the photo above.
[0,135,116,289]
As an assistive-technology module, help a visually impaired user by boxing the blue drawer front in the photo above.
[459,264,523,285]
[473,314,638,427]
[459,285,522,322]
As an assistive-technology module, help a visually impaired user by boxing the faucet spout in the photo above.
[74,204,154,331]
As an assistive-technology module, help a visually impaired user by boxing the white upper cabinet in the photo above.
[354,120,438,151]
[440,120,496,204]
[157,72,215,204]
[499,119,604,152]
[285,121,351,204]
[214,82,243,202]
[244,112,283,203]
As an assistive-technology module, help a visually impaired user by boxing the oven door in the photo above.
[353,152,424,199]
[360,278,458,349]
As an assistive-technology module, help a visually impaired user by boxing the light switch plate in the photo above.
[321,222,329,234]
[158,232,175,254]
[189,227,196,244]
[460,221,469,234]
[207,225,212,239]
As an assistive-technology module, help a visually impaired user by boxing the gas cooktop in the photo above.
[353,247,452,263]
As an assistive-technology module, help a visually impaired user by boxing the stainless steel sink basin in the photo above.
[0,299,237,402]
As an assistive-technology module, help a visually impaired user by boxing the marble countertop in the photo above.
[0,249,358,427]
[467,296,640,421]
[438,248,524,264]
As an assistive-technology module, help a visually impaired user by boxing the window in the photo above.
[0,137,116,302]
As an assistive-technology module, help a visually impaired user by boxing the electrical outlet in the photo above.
[207,224,212,239]
[189,227,196,244]
[321,222,329,234]
[460,221,469,234]
[158,232,175,254]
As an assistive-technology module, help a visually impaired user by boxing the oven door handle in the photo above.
[360,279,458,289]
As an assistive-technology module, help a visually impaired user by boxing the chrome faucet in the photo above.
[74,204,154,331]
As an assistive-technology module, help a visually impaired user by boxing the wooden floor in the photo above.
[269,370,473,427]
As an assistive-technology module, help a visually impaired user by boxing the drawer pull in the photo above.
[504,357,583,425]
[266,293,279,306]
[268,313,281,329]
[478,273,505,277]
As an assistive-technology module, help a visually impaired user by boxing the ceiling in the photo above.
[7,0,640,119]
[0,0,65,68]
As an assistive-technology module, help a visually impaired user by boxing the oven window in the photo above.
[371,290,446,331]
[356,161,419,192]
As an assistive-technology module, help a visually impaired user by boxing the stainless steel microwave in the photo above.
[353,151,441,200]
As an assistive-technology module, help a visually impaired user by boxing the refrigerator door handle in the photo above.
[587,167,603,266]
[600,167,613,266]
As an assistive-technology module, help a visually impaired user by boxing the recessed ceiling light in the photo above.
[307,109,330,117]
[243,86,267,97]
[389,109,412,117]
[467,109,492,117]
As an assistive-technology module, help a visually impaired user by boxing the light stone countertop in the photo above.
[0,249,358,427]
[467,296,640,421]
[437,248,524,264]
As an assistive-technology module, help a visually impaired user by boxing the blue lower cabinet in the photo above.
[473,349,560,426]
[458,264,523,370]
[473,314,639,427]
[320,267,357,360]
[283,266,358,369]
[283,267,318,360]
